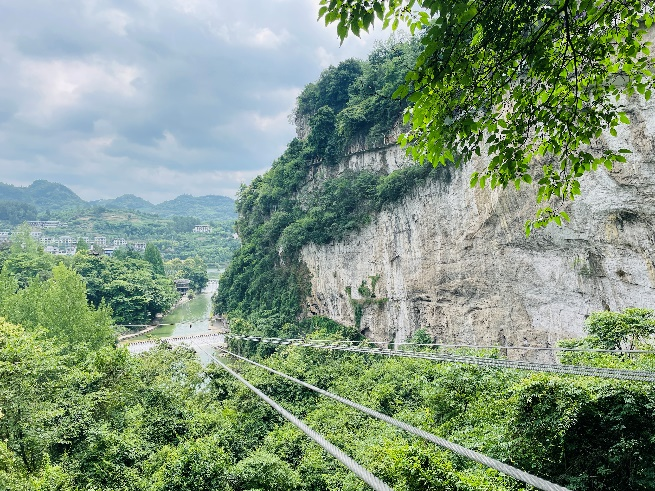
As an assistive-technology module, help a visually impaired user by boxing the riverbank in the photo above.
[117,294,194,341]
[121,291,226,343]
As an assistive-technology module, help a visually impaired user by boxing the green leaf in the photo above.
[470,172,479,187]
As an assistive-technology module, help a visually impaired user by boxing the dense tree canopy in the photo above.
[71,253,178,325]
[320,0,654,233]
[2,313,654,490]
[0,200,37,224]
[144,243,166,276]
[164,257,209,293]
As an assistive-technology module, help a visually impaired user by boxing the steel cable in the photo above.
[295,339,655,354]
[192,343,395,491]
[227,335,655,383]
[207,344,571,491]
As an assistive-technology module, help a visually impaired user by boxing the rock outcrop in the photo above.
[300,94,655,354]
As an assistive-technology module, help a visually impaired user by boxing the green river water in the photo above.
[132,293,213,340]
[130,269,220,341]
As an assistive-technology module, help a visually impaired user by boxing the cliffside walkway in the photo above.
[227,335,655,383]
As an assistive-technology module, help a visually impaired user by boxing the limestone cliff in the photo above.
[300,95,655,352]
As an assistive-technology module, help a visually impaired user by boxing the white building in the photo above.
[27,221,61,229]
[133,242,146,252]
[113,238,127,246]
[0,231,10,243]
[30,231,43,239]
[94,236,107,246]
[193,225,211,233]
[59,236,75,245]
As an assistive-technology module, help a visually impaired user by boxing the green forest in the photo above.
[3,308,655,490]
[0,226,211,327]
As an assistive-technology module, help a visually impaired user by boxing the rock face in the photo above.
[300,95,655,355]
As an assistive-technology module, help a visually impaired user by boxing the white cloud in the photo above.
[16,59,141,124]
[315,46,337,68]
[96,9,132,36]
[247,27,290,49]
[0,0,398,202]
[250,110,292,132]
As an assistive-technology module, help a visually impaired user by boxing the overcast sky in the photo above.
[0,0,391,203]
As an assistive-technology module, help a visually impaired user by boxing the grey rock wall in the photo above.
[300,94,655,356]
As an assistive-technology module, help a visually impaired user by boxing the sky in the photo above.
[0,0,392,203]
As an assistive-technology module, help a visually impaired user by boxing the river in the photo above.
[129,272,221,341]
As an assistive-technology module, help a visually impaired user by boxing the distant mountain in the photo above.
[0,180,85,211]
[154,195,236,222]
[90,194,156,212]
[0,180,236,221]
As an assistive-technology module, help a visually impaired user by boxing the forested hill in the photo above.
[215,35,439,330]
[0,180,85,211]
[0,180,236,221]
[91,194,236,222]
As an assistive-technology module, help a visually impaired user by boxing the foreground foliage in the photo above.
[320,0,654,232]
[1,317,654,490]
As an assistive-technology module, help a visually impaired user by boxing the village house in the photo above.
[27,220,61,229]
[174,279,191,295]
[193,224,211,233]
[59,236,75,245]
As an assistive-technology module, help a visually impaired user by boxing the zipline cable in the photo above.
[206,343,571,491]
[192,343,395,491]
[227,335,655,383]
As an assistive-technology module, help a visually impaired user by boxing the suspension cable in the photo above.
[204,343,571,491]
[192,343,395,491]
[227,335,655,383]
[297,339,655,354]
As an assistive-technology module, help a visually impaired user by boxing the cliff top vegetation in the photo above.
[320,0,654,233]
